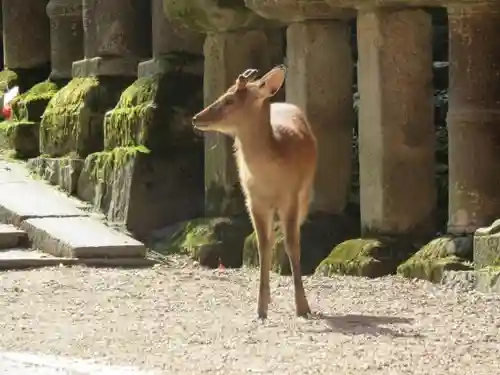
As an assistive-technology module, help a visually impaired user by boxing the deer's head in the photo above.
[192,64,286,135]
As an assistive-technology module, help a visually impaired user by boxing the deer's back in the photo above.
[236,102,317,206]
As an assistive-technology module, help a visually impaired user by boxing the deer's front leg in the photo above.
[248,200,274,320]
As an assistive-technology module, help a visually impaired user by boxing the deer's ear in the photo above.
[257,65,286,98]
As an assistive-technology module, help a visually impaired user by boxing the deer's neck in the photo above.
[234,103,274,161]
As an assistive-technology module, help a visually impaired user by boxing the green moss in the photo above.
[316,237,416,278]
[40,77,99,157]
[396,236,473,283]
[151,216,252,268]
[10,80,59,122]
[103,76,158,150]
[0,69,18,93]
[87,145,150,185]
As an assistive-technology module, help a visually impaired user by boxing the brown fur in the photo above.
[192,65,318,319]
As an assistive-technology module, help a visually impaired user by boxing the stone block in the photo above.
[243,213,358,275]
[77,148,204,239]
[27,156,84,194]
[151,216,252,268]
[0,224,28,249]
[20,217,146,258]
[396,236,473,283]
[0,121,39,159]
[474,219,500,268]
[316,237,418,279]
[475,267,500,293]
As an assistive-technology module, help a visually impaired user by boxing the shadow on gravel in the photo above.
[311,313,423,338]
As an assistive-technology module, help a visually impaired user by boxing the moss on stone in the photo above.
[396,236,473,283]
[40,77,99,157]
[104,70,203,156]
[152,216,252,268]
[0,120,38,159]
[316,237,416,278]
[10,80,59,122]
[162,0,274,32]
[0,69,18,93]
[103,76,158,150]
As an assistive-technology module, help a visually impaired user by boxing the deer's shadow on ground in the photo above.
[309,313,423,338]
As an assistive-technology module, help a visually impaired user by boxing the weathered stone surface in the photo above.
[203,29,284,216]
[2,0,50,69]
[151,216,252,268]
[27,156,84,194]
[138,0,204,77]
[243,213,358,275]
[447,4,500,234]
[163,0,278,33]
[440,270,476,291]
[475,267,500,293]
[0,224,27,249]
[316,237,416,278]
[77,148,204,240]
[46,0,84,80]
[82,0,151,61]
[397,236,473,283]
[357,8,436,237]
[474,222,500,269]
[0,182,87,226]
[286,20,354,214]
[245,0,354,22]
[20,217,146,258]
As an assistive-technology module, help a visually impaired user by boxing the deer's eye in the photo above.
[225,97,235,106]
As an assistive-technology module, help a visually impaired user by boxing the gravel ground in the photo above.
[0,256,499,375]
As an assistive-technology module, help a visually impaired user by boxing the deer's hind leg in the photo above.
[247,199,275,320]
[278,196,311,318]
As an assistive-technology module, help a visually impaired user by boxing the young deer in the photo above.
[192,65,317,319]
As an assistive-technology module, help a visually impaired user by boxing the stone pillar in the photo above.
[2,0,51,90]
[447,5,500,234]
[357,8,436,237]
[286,21,353,214]
[164,0,284,218]
[138,0,204,77]
[73,0,151,77]
[46,0,84,82]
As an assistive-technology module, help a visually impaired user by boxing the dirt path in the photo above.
[0,257,499,375]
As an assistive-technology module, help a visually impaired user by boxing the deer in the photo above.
[192,64,318,320]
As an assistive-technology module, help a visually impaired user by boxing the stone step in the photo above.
[0,248,157,271]
[0,161,148,260]
[0,224,28,249]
